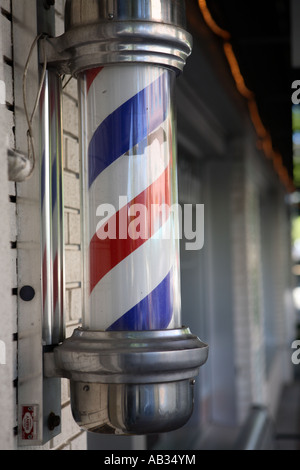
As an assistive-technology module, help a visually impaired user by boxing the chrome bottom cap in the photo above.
[45,327,208,435]
[70,379,195,435]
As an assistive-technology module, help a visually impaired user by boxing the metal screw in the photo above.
[83,385,90,392]
[48,412,61,431]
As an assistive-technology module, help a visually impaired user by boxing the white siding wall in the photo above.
[0,0,17,450]
[0,0,86,450]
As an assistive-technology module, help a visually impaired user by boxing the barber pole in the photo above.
[42,0,208,435]
[79,65,181,331]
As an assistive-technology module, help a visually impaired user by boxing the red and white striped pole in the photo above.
[43,0,208,435]
[79,64,181,332]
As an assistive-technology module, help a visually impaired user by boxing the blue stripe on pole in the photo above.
[107,270,173,331]
[88,74,168,188]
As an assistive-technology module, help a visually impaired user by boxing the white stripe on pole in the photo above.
[89,121,170,239]
[88,218,173,330]
[85,65,165,135]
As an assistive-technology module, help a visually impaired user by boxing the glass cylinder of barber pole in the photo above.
[78,64,182,331]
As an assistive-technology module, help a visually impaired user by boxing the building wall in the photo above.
[0,0,87,450]
[231,134,294,424]
[0,0,17,451]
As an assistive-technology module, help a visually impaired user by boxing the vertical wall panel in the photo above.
[0,2,16,450]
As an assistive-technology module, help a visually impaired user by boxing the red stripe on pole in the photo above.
[42,249,47,309]
[53,253,58,311]
[89,166,171,294]
[86,67,103,94]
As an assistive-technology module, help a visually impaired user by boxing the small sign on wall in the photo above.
[21,405,39,441]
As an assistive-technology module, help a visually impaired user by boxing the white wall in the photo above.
[0,0,86,450]
[0,0,17,451]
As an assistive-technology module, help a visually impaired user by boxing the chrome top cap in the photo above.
[65,0,187,31]
[44,0,192,75]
